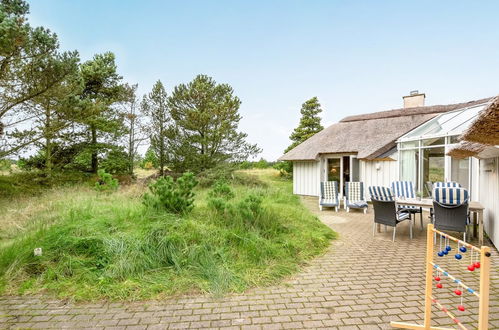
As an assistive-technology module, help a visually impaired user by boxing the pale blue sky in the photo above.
[28,1,499,160]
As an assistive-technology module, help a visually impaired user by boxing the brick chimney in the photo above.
[403,90,425,108]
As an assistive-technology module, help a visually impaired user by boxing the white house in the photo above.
[279,92,498,247]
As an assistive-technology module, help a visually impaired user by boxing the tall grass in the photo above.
[0,169,335,300]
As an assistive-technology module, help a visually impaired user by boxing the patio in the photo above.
[1,198,498,329]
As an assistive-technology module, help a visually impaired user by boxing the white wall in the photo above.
[479,157,499,248]
[293,161,320,196]
[360,154,399,200]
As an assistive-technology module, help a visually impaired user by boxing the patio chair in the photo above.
[391,181,423,230]
[369,186,412,241]
[433,187,469,240]
[319,181,339,212]
[344,182,368,213]
[434,181,461,188]
[430,182,462,223]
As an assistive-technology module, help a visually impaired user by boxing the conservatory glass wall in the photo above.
[397,102,490,197]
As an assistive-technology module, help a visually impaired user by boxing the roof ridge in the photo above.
[340,97,493,123]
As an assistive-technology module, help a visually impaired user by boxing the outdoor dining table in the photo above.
[394,198,486,246]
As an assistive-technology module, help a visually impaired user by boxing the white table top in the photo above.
[395,198,484,211]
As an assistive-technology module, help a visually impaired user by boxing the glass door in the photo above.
[327,158,341,182]
[422,147,445,193]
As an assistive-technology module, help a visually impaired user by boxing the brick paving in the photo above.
[1,196,498,329]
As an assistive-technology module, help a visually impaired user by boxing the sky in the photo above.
[27,1,499,161]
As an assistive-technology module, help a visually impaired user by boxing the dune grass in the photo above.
[0,169,335,301]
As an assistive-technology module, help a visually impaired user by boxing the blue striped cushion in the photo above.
[346,182,364,202]
[391,181,416,198]
[368,186,393,201]
[321,181,338,204]
[434,181,461,188]
[433,187,469,205]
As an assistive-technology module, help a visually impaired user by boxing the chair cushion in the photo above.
[321,199,338,206]
[347,182,363,202]
[433,187,469,205]
[398,205,421,213]
[392,181,416,199]
[397,212,410,221]
[347,201,368,208]
[368,186,393,201]
[323,181,337,200]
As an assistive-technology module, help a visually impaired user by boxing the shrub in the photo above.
[143,172,198,214]
[95,169,119,192]
[100,149,129,174]
[254,158,269,169]
[232,171,268,187]
[208,181,235,200]
[197,163,236,187]
[273,161,293,178]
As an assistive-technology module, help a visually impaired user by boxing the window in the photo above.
[451,158,470,190]
[327,158,340,182]
[422,147,445,185]
[422,137,445,146]
[400,149,419,190]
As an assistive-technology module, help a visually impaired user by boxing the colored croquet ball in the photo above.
[468,265,475,271]
[446,245,452,251]
[436,283,443,289]
[438,251,444,257]
[460,246,467,253]
[454,289,462,296]
[455,254,462,260]
[434,276,441,282]
[458,305,465,312]
[474,262,481,269]
[443,250,449,255]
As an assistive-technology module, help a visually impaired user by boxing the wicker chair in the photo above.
[369,186,412,241]
[319,181,339,212]
[430,182,463,223]
[391,181,423,230]
[433,187,469,240]
[344,182,368,213]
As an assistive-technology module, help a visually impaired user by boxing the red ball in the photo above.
[458,305,465,312]
[435,276,441,281]
[474,262,481,269]
[436,283,443,289]
[468,265,475,271]
[454,289,462,296]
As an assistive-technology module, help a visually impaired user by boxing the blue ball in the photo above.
[443,250,449,255]
[460,246,467,253]
[446,245,452,251]
[438,251,444,257]
[455,254,462,260]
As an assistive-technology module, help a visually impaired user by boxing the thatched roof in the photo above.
[447,141,486,159]
[279,98,492,161]
[461,96,499,145]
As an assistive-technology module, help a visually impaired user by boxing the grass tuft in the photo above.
[0,169,335,300]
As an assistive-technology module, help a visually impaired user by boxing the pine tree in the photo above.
[78,52,127,173]
[141,80,170,176]
[286,97,323,152]
[167,74,260,173]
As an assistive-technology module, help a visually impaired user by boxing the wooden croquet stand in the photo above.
[391,224,491,330]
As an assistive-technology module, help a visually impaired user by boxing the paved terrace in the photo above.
[1,196,498,329]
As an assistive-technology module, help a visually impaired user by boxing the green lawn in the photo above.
[0,169,335,301]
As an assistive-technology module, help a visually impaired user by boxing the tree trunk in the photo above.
[91,125,98,173]
[128,116,135,176]
[44,100,52,174]
[159,124,164,176]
